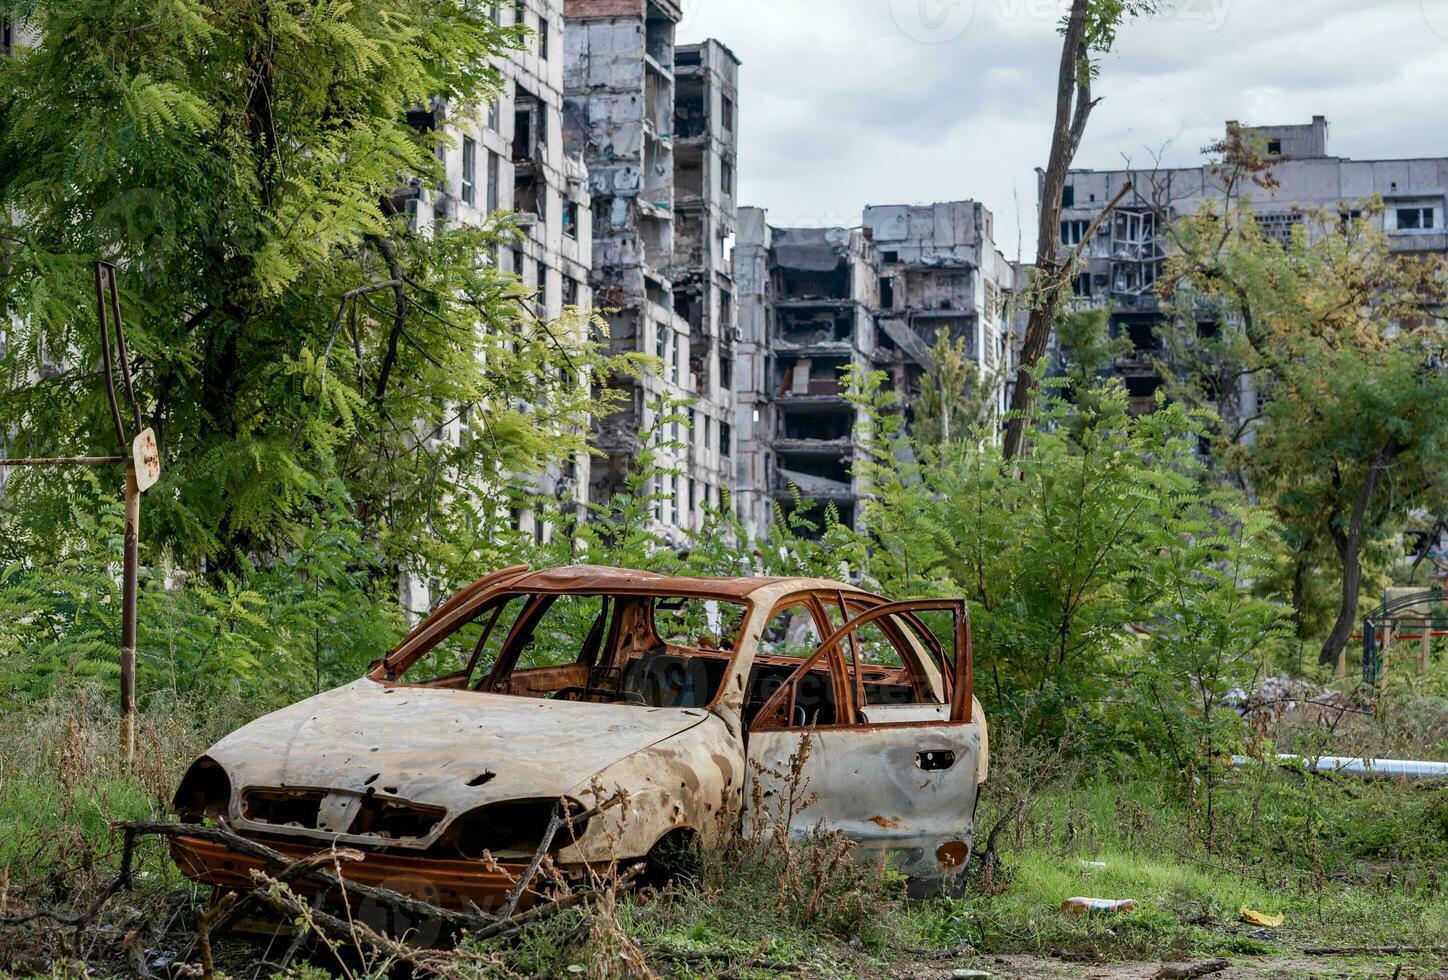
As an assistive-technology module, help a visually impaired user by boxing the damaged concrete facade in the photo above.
[733,203,1015,542]
[397,1,596,614]
[1054,116,1448,415]
[734,214,881,538]
[670,40,742,535]
[565,1,739,541]
[863,202,1016,420]
[397,0,595,520]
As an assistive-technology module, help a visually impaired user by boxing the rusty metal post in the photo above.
[121,461,140,763]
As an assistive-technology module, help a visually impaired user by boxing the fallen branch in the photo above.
[1154,959,1229,979]
[470,862,645,944]
[205,846,364,942]
[0,826,136,931]
[1304,946,1447,956]
[114,820,494,933]
[498,806,565,920]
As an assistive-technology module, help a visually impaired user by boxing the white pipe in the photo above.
[1232,754,1448,779]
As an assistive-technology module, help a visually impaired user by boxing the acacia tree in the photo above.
[1160,152,1448,666]
[1002,0,1157,461]
[0,0,632,578]
[911,329,1001,445]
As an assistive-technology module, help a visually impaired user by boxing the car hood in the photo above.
[206,678,709,819]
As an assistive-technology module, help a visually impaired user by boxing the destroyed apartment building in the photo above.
[565,0,740,540]
[395,0,596,553]
[734,202,1017,541]
[1055,116,1448,417]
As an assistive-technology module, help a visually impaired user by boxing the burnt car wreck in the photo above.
[170,565,988,920]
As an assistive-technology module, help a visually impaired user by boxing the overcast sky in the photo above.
[677,0,1448,258]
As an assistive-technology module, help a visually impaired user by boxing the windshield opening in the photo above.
[388,591,749,709]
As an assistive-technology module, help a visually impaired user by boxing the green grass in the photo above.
[4,698,1447,977]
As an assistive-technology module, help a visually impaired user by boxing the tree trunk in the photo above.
[1319,443,1397,666]
[1001,0,1095,461]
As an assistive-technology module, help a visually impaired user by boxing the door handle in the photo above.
[915,749,956,772]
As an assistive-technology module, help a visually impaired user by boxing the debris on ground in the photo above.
[1060,897,1138,915]
[1153,959,1229,979]
[1239,905,1284,928]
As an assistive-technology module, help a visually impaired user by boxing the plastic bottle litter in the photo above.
[1079,860,1108,870]
[1060,897,1138,915]
[952,971,992,979]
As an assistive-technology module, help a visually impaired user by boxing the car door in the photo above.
[742,598,983,895]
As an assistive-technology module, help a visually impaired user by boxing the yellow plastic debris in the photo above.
[1239,906,1284,928]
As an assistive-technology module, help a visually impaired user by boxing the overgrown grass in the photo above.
[3,694,1448,977]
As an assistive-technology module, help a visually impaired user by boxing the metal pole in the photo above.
[0,456,126,467]
[121,462,140,763]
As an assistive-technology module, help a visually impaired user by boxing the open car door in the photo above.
[742,598,984,896]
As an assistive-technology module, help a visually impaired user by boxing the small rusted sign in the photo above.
[132,427,160,493]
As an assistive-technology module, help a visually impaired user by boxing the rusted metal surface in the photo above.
[172,567,988,911]
[169,834,542,912]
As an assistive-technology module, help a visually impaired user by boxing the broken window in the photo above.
[1267,139,1282,155]
[720,421,732,457]
[1072,273,1092,297]
[1062,184,1074,208]
[563,198,579,238]
[1060,220,1088,246]
[1258,211,1304,245]
[644,2,673,65]
[512,88,541,163]
[721,94,735,133]
[1396,207,1436,231]
[721,158,734,197]
[537,15,548,59]
[514,171,542,219]
[675,81,707,139]
[461,136,477,206]
[879,276,895,309]
[486,149,499,212]
[782,411,850,441]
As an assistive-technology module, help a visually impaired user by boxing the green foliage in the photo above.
[0,476,399,710]
[1162,166,1448,663]
[911,328,1002,445]
[0,0,632,577]
[845,367,1288,763]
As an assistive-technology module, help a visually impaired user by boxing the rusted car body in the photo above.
[171,565,988,914]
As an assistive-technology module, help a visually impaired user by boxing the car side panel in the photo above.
[744,721,982,887]
[559,711,746,864]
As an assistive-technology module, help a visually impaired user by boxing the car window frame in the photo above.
[748,598,972,732]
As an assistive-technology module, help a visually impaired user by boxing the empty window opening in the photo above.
[675,82,707,139]
[461,136,477,206]
[1397,207,1436,230]
[1061,219,1089,246]
[782,412,851,441]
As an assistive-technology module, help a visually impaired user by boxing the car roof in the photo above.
[505,564,866,601]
